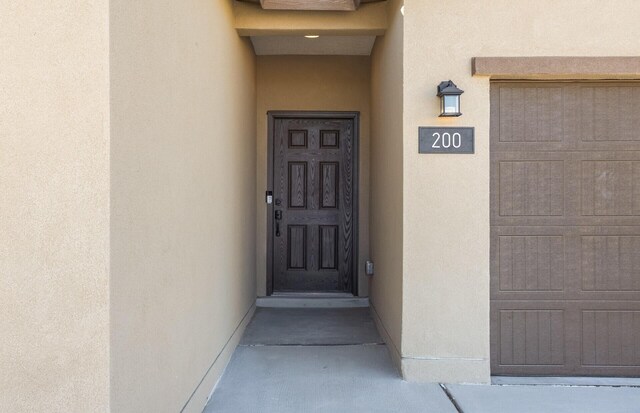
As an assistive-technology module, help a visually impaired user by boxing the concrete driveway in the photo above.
[446,384,640,413]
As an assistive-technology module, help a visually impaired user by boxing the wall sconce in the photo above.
[437,80,464,117]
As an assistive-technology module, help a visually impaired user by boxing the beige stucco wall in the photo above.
[5,3,639,411]
[401,0,640,382]
[0,2,110,412]
[110,1,257,412]
[256,55,371,297]
[369,0,404,369]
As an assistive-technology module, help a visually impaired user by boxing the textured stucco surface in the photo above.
[401,0,640,382]
[0,2,110,412]
[4,2,640,411]
[109,1,257,412]
[369,0,404,370]
[255,55,371,297]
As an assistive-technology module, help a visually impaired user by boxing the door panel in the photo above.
[270,114,357,293]
[491,82,640,376]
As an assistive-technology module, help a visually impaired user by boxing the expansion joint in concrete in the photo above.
[439,384,464,413]
[240,342,385,348]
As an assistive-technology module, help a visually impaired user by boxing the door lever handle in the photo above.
[275,210,282,237]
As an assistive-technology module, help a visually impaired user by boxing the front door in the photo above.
[268,112,358,294]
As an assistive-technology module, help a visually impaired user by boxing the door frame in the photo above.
[266,111,360,296]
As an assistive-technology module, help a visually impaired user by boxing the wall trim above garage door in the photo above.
[473,57,640,80]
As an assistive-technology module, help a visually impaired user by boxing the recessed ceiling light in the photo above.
[304,35,320,39]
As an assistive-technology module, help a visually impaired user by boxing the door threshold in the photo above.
[272,292,355,298]
[257,295,369,308]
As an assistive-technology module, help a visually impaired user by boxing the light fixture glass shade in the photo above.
[442,95,460,115]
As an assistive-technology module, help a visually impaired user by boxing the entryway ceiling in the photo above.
[236,0,386,55]
[237,0,385,11]
[251,35,376,55]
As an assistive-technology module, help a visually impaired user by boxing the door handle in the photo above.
[275,210,282,237]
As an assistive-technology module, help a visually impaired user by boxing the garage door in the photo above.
[491,81,640,376]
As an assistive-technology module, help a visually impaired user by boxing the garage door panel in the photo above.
[493,141,640,154]
[497,309,566,367]
[491,82,640,376]
[581,235,640,292]
[494,235,565,293]
[497,160,565,217]
[581,160,640,216]
[493,152,640,227]
[493,227,640,301]
[582,310,640,367]
[491,301,580,375]
[492,300,640,375]
[494,300,640,311]
[493,292,640,303]
[579,86,640,143]
[492,83,640,154]
[493,216,640,228]
[496,86,565,144]
[491,227,572,300]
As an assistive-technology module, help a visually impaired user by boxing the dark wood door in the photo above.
[269,113,358,294]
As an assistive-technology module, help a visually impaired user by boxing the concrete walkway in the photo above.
[447,384,640,413]
[204,305,640,413]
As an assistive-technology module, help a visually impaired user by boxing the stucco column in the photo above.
[401,1,491,383]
